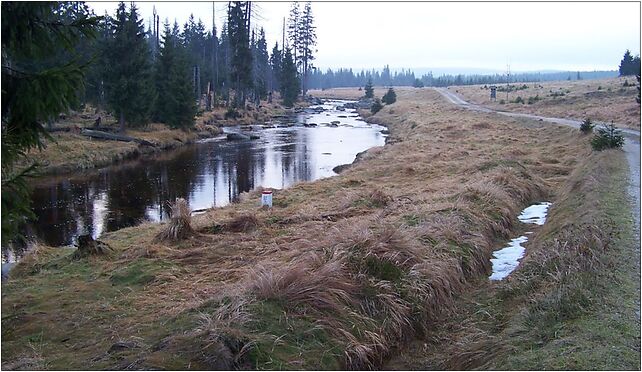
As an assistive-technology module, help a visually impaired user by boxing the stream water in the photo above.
[3,99,387,264]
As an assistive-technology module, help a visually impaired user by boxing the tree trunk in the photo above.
[119,111,125,133]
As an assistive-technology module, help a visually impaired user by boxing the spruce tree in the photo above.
[382,87,397,104]
[287,2,300,69]
[227,1,253,107]
[280,47,300,107]
[1,2,99,244]
[297,1,317,96]
[270,42,282,92]
[155,22,197,129]
[253,28,270,101]
[620,49,635,76]
[104,2,155,132]
[364,78,374,98]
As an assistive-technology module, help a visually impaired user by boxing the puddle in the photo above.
[517,202,552,225]
[489,201,551,281]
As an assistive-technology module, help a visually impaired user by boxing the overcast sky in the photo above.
[88,1,641,73]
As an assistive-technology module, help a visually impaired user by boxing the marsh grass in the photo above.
[2,88,598,370]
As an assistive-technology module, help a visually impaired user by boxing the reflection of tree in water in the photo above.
[20,117,381,250]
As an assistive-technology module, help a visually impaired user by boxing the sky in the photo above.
[87,1,641,74]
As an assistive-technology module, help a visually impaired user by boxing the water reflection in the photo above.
[5,100,385,259]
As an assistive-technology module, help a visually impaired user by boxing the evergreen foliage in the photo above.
[1,2,99,244]
[280,47,300,107]
[591,123,625,151]
[579,118,595,134]
[297,2,317,96]
[270,42,283,92]
[412,78,424,88]
[227,1,253,107]
[364,78,374,98]
[371,98,383,114]
[252,28,270,102]
[382,87,397,105]
[619,49,641,77]
[155,22,197,129]
[104,2,155,132]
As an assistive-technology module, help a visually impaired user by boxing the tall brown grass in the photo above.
[154,198,193,242]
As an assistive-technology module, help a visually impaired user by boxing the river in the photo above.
[2,99,386,264]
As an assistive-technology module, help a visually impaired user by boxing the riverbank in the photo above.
[1,88,634,369]
[17,101,292,176]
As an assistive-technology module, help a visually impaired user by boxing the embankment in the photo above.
[19,103,291,176]
[2,88,598,370]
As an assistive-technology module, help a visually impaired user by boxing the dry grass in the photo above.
[154,198,193,242]
[3,87,600,370]
[450,77,640,130]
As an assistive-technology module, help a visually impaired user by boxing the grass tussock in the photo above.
[225,213,260,233]
[154,198,193,243]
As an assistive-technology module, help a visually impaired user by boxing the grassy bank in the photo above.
[18,101,290,176]
[450,77,641,130]
[2,88,603,370]
[387,148,640,370]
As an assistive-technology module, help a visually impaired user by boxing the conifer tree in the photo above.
[364,78,374,98]
[104,2,155,132]
[270,42,282,92]
[287,2,300,69]
[280,47,300,107]
[253,28,270,101]
[1,2,99,243]
[382,87,397,104]
[297,1,316,96]
[619,50,633,76]
[227,1,253,107]
[155,22,197,129]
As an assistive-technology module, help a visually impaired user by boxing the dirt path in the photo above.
[434,85,642,324]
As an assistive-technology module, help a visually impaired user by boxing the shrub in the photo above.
[382,88,397,105]
[413,79,424,88]
[499,99,505,104]
[512,96,524,104]
[579,118,595,134]
[591,123,624,151]
[527,95,541,105]
[371,98,383,114]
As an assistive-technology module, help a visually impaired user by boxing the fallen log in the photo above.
[80,129,154,146]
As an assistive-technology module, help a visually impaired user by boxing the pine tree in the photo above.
[104,2,155,132]
[364,78,374,98]
[382,87,397,104]
[280,47,300,107]
[1,2,99,244]
[155,22,197,129]
[270,42,282,92]
[297,1,316,96]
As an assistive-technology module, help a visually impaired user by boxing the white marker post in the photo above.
[261,190,273,208]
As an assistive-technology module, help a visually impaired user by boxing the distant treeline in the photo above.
[308,65,619,89]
